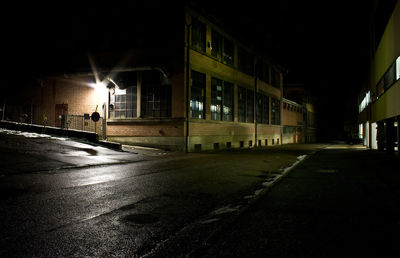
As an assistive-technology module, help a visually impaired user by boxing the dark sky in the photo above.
[3,0,395,138]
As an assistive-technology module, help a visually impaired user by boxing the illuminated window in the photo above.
[191,17,206,52]
[191,70,206,119]
[211,78,233,121]
[238,86,254,123]
[110,72,137,119]
[223,82,234,121]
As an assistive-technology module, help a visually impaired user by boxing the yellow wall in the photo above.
[371,0,400,122]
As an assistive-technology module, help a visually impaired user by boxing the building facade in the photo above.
[358,0,400,154]
[2,5,313,152]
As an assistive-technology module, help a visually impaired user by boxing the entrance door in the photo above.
[55,104,68,128]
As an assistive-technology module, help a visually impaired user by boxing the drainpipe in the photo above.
[254,66,258,147]
[185,22,192,153]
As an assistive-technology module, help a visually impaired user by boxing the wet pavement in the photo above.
[0,128,327,257]
[196,145,400,258]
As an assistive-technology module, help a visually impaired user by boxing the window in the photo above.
[141,71,171,118]
[110,72,137,119]
[223,82,234,121]
[191,17,206,52]
[211,78,233,121]
[238,86,254,123]
[191,70,206,119]
[384,62,396,90]
[238,47,254,75]
[258,61,270,83]
[223,37,234,65]
[211,78,222,120]
[256,93,269,124]
[110,71,171,119]
[271,97,280,125]
[211,29,222,59]
[374,56,400,100]
[271,70,280,88]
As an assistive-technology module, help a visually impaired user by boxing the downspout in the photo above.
[280,72,283,144]
[254,66,258,147]
[185,22,192,153]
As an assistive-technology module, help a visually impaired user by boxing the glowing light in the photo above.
[359,91,370,113]
[396,56,400,80]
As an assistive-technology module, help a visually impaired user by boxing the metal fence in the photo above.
[65,114,104,138]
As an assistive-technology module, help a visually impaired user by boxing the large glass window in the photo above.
[211,78,233,121]
[271,70,281,88]
[141,71,171,118]
[271,97,281,125]
[110,71,171,119]
[238,86,254,123]
[223,82,233,121]
[238,47,254,76]
[257,93,269,124]
[191,17,206,52]
[223,37,234,65]
[110,72,137,119]
[258,61,270,83]
[211,29,223,59]
[191,70,206,119]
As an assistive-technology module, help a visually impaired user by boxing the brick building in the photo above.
[2,4,310,152]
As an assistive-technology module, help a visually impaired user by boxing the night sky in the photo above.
[2,0,396,139]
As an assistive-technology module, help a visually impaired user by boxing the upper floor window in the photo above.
[238,47,254,76]
[223,37,234,65]
[271,70,281,88]
[191,17,206,52]
[257,61,270,83]
[211,29,223,59]
[211,30,234,66]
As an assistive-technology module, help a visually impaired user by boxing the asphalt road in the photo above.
[198,145,400,258]
[0,129,325,257]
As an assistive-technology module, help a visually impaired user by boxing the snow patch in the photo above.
[211,205,240,215]
[254,189,264,196]
[200,218,220,224]
[297,155,307,161]
[0,128,67,141]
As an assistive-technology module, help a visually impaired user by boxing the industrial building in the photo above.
[1,4,315,151]
[358,0,400,154]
